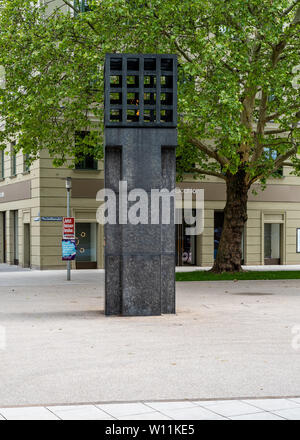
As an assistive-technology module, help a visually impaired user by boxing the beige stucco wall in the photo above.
[1,146,300,269]
[182,166,300,267]
[0,147,41,267]
[38,150,104,269]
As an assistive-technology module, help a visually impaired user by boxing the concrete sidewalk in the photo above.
[176,265,300,272]
[1,270,300,407]
[0,264,31,273]
[1,397,300,420]
[1,263,300,276]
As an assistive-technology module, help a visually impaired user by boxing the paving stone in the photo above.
[0,407,59,420]
[197,400,261,417]
[243,398,300,412]
[96,403,153,418]
[155,405,227,420]
[48,405,113,420]
[230,412,286,420]
[271,407,300,420]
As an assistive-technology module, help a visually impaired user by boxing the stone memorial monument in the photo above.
[104,53,177,316]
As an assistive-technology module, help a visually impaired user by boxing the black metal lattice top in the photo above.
[104,54,177,128]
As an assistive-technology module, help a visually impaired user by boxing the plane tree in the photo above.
[0,0,299,271]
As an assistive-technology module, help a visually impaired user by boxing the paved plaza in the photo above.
[0,267,300,418]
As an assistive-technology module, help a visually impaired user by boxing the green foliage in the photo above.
[0,0,299,178]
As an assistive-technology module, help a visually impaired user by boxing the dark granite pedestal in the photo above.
[105,128,177,316]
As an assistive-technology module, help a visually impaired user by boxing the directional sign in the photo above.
[63,217,75,239]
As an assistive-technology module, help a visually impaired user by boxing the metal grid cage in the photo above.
[104,54,177,128]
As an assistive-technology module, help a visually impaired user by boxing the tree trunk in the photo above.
[211,169,249,273]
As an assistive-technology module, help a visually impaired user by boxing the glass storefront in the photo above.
[75,222,97,269]
[176,209,197,266]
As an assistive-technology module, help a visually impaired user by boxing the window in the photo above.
[23,153,30,173]
[0,150,4,179]
[11,143,16,176]
[75,131,98,170]
[74,0,92,15]
[264,147,283,177]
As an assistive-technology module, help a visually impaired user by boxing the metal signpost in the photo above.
[64,177,74,281]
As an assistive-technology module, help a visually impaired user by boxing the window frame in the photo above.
[23,153,30,173]
[11,143,17,177]
[0,150,4,179]
[74,131,98,171]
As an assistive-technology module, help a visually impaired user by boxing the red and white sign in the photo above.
[63,217,75,239]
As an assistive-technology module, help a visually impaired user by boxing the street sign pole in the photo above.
[66,178,72,281]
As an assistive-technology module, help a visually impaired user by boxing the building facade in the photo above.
[1,0,299,269]
[1,146,300,269]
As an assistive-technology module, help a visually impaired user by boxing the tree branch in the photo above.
[191,167,226,180]
[251,91,268,163]
[264,128,293,135]
[249,142,298,185]
[188,137,229,166]
[282,0,300,16]
[262,141,292,148]
[61,0,77,12]
[274,143,298,169]
[61,0,100,35]
[161,30,193,62]
[265,105,300,122]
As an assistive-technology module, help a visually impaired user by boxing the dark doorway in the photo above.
[76,223,97,269]
[176,210,197,266]
[264,223,281,265]
[24,223,31,268]
[13,210,19,265]
[214,211,224,260]
[1,212,6,263]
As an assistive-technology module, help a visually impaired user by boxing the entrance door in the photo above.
[76,223,97,269]
[24,223,31,268]
[0,212,6,263]
[214,211,224,260]
[13,210,19,265]
[176,211,196,266]
[264,223,281,265]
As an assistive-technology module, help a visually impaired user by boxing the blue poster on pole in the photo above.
[62,239,76,261]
